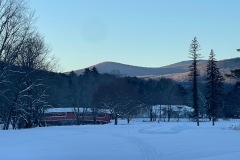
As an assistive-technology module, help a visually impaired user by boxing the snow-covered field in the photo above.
[1,119,240,160]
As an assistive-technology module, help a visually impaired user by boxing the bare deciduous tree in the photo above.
[0,0,56,130]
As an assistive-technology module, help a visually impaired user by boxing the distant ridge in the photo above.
[66,58,240,84]
[67,60,201,76]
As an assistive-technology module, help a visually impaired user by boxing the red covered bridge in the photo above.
[42,108,111,126]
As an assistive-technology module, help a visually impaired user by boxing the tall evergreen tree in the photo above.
[188,37,201,126]
[69,70,77,77]
[205,49,224,126]
[91,66,99,76]
[83,68,91,76]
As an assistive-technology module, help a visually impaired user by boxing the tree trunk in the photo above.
[167,105,171,122]
[93,116,97,124]
[127,115,130,124]
[93,109,97,125]
[168,114,170,122]
[3,94,19,130]
[212,117,215,126]
[150,106,153,122]
[197,119,199,126]
[76,100,80,125]
[159,105,162,122]
[114,113,118,125]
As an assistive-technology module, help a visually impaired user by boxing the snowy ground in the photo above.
[1,119,240,160]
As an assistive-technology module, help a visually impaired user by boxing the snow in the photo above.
[45,107,111,114]
[1,119,240,160]
[45,107,76,113]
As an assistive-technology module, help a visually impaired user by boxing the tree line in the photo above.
[68,68,187,125]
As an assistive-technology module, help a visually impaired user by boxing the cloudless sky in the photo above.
[30,0,240,72]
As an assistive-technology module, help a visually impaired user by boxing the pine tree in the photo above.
[83,68,91,76]
[69,70,77,77]
[91,66,99,77]
[205,49,224,126]
[188,37,201,126]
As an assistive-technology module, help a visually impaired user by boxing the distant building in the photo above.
[138,105,193,121]
[153,105,193,119]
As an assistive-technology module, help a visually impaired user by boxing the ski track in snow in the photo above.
[127,136,161,160]
[112,133,161,160]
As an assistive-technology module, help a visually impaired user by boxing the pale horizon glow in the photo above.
[30,0,240,72]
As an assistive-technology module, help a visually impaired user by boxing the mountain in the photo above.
[70,60,204,76]
[68,58,240,84]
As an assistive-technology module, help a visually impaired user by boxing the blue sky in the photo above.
[30,0,240,71]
